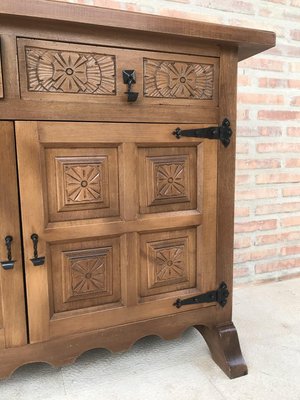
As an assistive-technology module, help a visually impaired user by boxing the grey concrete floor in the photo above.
[0,278,300,400]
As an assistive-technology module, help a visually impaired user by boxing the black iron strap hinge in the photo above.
[173,282,229,309]
[173,118,232,147]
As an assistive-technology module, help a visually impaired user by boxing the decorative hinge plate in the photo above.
[173,282,229,309]
[173,118,232,147]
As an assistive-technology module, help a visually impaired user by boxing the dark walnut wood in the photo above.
[0,0,275,381]
[195,323,248,379]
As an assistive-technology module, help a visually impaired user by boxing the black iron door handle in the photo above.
[1,235,16,270]
[30,234,45,266]
[173,118,232,147]
[122,70,139,102]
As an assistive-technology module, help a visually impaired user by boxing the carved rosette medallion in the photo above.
[146,237,191,291]
[71,256,107,296]
[154,245,185,283]
[25,47,116,95]
[63,247,113,303]
[64,164,102,204]
[145,155,190,206]
[156,163,185,199]
[144,58,214,99]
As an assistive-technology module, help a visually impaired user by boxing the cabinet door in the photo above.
[0,122,27,348]
[15,122,217,343]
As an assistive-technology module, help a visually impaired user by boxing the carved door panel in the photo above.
[15,122,217,343]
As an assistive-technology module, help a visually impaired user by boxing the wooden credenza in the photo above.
[0,0,275,380]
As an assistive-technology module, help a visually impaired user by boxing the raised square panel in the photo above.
[140,229,196,297]
[144,58,215,100]
[139,147,198,214]
[50,237,120,313]
[45,147,119,222]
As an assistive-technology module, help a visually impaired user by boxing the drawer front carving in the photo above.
[18,38,117,101]
[25,47,116,95]
[144,58,214,100]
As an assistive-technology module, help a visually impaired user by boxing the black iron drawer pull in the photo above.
[1,236,16,270]
[174,282,229,308]
[30,234,45,266]
[123,70,139,102]
[173,118,232,147]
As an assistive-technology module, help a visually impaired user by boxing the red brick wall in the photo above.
[53,0,300,284]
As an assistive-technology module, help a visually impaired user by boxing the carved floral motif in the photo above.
[156,163,185,198]
[144,59,214,99]
[71,256,107,295]
[154,245,185,282]
[25,47,116,94]
[64,164,102,203]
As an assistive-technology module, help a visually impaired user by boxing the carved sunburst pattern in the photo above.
[64,164,102,203]
[144,59,214,99]
[156,163,185,198]
[70,256,107,295]
[25,47,116,94]
[154,245,185,283]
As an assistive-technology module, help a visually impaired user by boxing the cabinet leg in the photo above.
[195,322,248,379]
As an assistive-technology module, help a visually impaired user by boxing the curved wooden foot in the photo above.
[195,322,248,379]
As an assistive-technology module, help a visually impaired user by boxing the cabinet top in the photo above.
[0,0,275,61]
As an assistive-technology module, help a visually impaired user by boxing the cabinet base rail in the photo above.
[0,309,247,380]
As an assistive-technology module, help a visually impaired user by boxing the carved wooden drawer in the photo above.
[17,38,219,123]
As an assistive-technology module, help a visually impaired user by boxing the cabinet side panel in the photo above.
[0,41,3,98]
[0,121,27,347]
[216,47,238,324]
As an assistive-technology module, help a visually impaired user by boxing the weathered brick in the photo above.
[236,143,249,154]
[256,231,300,245]
[255,258,300,274]
[282,187,300,197]
[288,79,300,89]
[236,188,278,200]
[287,128,300,136]
[234,207,250,217]
[236,159,281,169]
[259,78,288,88]
[281,245,300,256]
[236,174,251,185]
[256,202,300,215]
[258,127,282,137]
[281,216,300,227]
[285,158,300,167]
[291,96,300,106]
[256,173,300,184]
[289,62,300,73]
[233,267,250,278]
[235,219,277,233]
[257,143,300,153]
[237,93,284,105]
[240,58,284,71]
[258,110,300,120]
[238,75,252,86]
[234,236,252,248]
[235,247,277,263]
[290,29,300,41]
[291,0,300,7]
